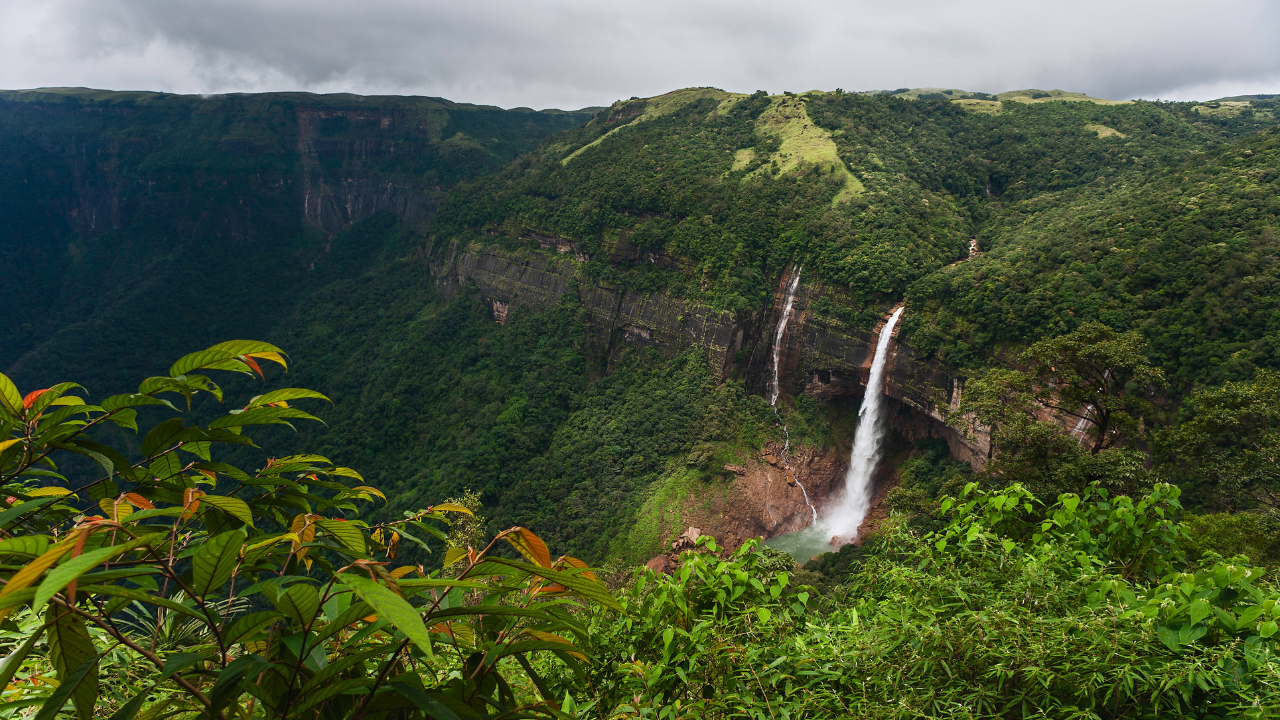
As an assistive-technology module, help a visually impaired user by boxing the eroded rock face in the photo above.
[433,241,744,377]
[432,245,994,551]
[669,441,848,548]
[435,244,991,468]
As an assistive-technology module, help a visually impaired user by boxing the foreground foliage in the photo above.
[0,342,617,719]
[557,483,1280,719]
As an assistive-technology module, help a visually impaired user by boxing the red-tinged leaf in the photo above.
[239,355,264,379]
[22,389,50,410]
[181,488,205,521]
[498,527,552,568]
[556,556,597,582]
[525,630,586,660]
[123,493,155,510]
[245,351,288,370]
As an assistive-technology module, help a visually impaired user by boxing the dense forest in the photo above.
[2,86,1280,718]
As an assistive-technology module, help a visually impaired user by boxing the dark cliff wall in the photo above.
[0,89,594,386]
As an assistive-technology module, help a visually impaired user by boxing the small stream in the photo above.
[767,265,817,522]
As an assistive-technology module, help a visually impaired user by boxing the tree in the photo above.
[1158,369,1280,515]
[954,323,1164,494]
[0,341,617,720]
[1021,322,1166,455]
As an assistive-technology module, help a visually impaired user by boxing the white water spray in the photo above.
[767,266,817,522]
[825,306,904,540]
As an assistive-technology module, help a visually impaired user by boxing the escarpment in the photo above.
[433,240,991,473]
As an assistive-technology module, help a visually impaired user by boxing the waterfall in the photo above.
[767,266,817,522]
[823,306,904,541]
[769,267,803,406]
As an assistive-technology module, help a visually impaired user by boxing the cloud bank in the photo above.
[2,0,1277,109]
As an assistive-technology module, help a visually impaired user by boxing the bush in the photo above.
[0,342,617,719]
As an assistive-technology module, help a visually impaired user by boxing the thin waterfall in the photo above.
[767,266,817,522]
[823,306,904,541]
[769,267,803,406]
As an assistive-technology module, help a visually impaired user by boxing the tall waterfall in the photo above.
[764,305,904,559]
[824,306,904,541]
[767,266,817,522]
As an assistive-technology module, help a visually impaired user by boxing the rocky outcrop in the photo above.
[685,441,848,546]
[433,241,745,378]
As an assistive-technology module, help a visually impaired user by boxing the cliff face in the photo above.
[434,241,992,473]
[0,89,594,382]
[433,241,745,379]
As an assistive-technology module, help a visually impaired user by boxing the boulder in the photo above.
[645,554,675,574]
[671,526,703,552]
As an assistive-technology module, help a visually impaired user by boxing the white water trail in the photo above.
[767,266,817,523]
[769,267,803,407]
[823,306,904,541]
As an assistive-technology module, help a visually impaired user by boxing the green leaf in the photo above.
[0,497,61,531]
[387,682,461,720]
[45,606,98,720]
[0,534,54,558]
[0,625,44,691]
[208,406,320,430]
[160,653,206,679]
[224,611,284,645]
[170,341,286,378]
[33,653,100,720]
[198,495,255,528]
[1188,598,1211,625]
[208,654,272,715]
[100,394,178,414]
[315,518,366,556]
[0,371,21,416]
[190,529,246,598]
[275,583,321,626]
[339,574,434,659]
[246,388,330,408]
[34,533,165,610]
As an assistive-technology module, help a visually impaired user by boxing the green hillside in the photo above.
[4,85,1280,719]
[6,87,1279,555]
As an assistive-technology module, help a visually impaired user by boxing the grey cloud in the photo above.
[1,0,1277,108]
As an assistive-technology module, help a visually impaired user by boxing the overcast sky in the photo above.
[2,0,1277,110]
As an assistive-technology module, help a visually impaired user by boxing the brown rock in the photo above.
[645,555,675,574]
[723,464,746,476]
[671,526,703,552]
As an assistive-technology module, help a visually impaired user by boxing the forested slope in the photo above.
[4,86,1279,562]
[907,127,1280,387]
[0,88,594,390]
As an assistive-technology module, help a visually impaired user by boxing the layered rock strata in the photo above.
[434,240,991,470]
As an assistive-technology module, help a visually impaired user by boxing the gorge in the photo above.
[2,85,1277,565]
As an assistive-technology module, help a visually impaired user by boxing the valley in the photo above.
[3,83,1280,718]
